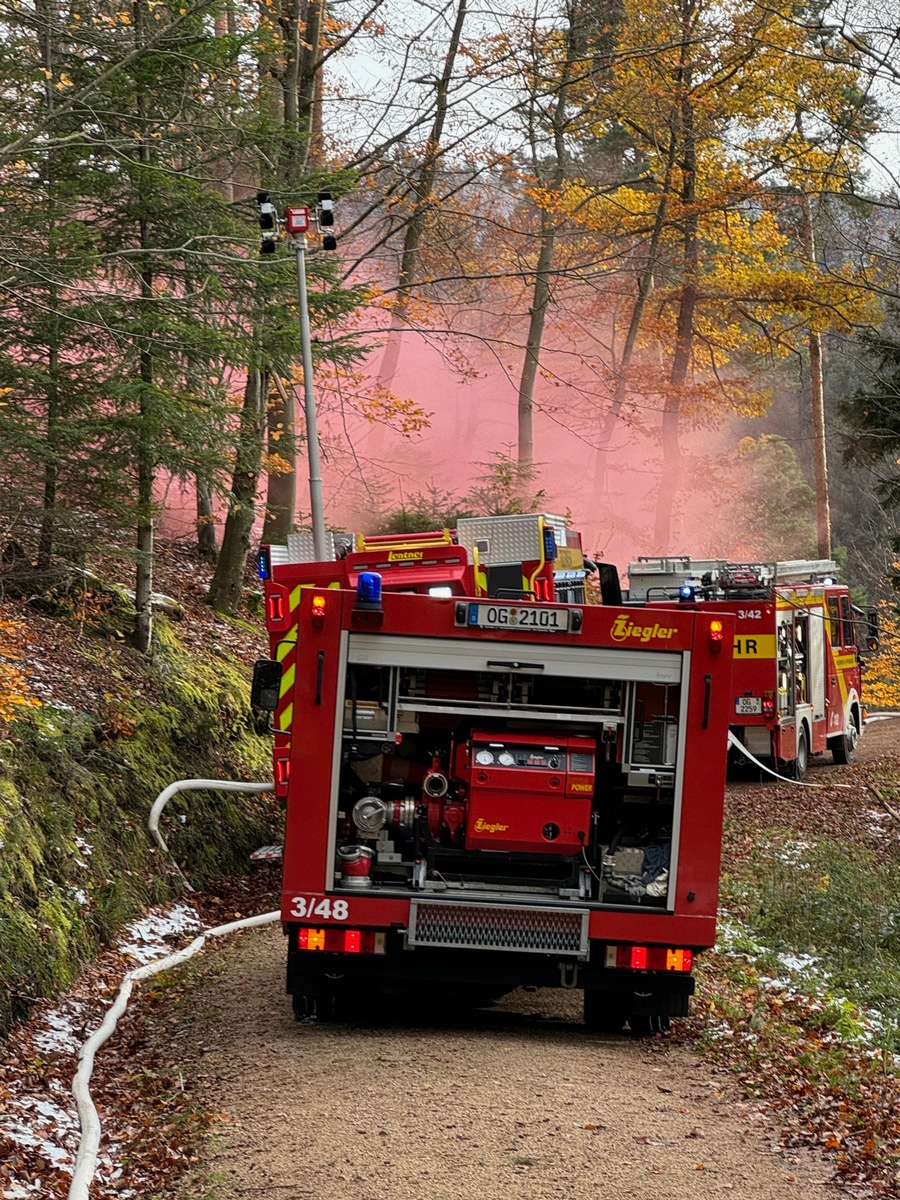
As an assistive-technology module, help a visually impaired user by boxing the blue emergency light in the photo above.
[679,583,696,602]
[257,546,272,580]
[355,571,383,610]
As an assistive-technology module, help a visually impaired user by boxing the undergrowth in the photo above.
[687,786,900,1191]
[722,830,900,1059]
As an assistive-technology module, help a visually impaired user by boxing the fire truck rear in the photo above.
[253,517,735,1033]
[628,556,876,779]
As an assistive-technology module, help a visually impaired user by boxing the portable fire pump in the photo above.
[628,556,878,778]
[251,516,735,1033]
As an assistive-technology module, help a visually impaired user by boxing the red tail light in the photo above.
[297,927,376,954]
[613,945,694,972]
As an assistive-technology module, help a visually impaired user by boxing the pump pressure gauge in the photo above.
[498,751,515,766]
[475,749,494,765]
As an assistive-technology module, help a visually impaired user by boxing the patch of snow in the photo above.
[776,839,812,866]
[2,1095,79,1170]
[118,901,202,964]
[32,1002,88,1055]
[778,952,820,973]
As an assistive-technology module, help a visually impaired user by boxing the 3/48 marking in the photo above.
[289,896,349,920]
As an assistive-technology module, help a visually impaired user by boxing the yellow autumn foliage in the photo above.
[0,617,40,726]
[863,601,900,713]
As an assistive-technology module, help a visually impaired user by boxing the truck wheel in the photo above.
[292,992,337,1022]
[830,715,858,764]
[792,727,809,781]
[292,993,317,1022]
[583,991,626,1033]
[627,1013,670,1037]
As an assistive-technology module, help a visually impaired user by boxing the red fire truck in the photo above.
[628,556,874,779]
[251,516,735,1034]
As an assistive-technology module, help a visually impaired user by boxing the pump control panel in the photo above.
[457,731,595,853]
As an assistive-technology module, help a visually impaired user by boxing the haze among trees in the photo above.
[0,0,899,645]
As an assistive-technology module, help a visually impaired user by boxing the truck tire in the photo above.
[627,1013,671,1037]
[792,727,809,781]
[830,714,858,764]
[292,993,320,1022]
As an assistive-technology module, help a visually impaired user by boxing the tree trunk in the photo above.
[518,211,556,467]
[262,0,328,533]
[35,0,60,570]
[591,137,679,504]
[652,0,697,552]
[799,192,831,558]
[375,0,467,396]
[207,366,268,614]
[196,474,219,562]
[262,374,297,544]
[515,5,574,469]
[133,0,155,654]
[297,0,325,172]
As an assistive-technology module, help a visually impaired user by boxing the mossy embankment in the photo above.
[0,602,278,1037]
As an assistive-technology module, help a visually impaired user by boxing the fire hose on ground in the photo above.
[68,778,278,1200]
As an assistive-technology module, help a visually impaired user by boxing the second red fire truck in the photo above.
[251,516,735,1033]
[628,556,874,779]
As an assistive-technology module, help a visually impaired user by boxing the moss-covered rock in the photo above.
[0,615,277,1037]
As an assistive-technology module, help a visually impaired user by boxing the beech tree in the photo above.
[535,0,879,549]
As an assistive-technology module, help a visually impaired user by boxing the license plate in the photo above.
[735,696,762,715]
[458,602,576,634]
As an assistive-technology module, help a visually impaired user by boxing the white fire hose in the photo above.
[67,778,279,1200]
[728,712,900,789]
[724,729,854,787]
[148,778,274,890]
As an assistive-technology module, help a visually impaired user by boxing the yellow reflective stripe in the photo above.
[526,515,546,596]
[278,704,293,731]
[279,662,295,696]
[276,629,298,658]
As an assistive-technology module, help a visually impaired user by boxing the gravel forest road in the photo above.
[171,727,900,1200]
[182,930,837,1200]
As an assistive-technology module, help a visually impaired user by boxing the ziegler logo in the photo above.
[610,614,677,643]
[473,818,509,833]
[387,549,424,561]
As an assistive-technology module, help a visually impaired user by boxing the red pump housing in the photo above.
[458,731,595,854]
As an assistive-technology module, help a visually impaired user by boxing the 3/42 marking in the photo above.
[289,896,349,920]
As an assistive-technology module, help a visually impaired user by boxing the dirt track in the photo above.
[183,926,839,1200]
[170,725,900,1200]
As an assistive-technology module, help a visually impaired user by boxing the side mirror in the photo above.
[251,658,282,713]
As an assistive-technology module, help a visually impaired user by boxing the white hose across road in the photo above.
[728,712,900,789]
[67,777,278,1200]
[726,729,853,788]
